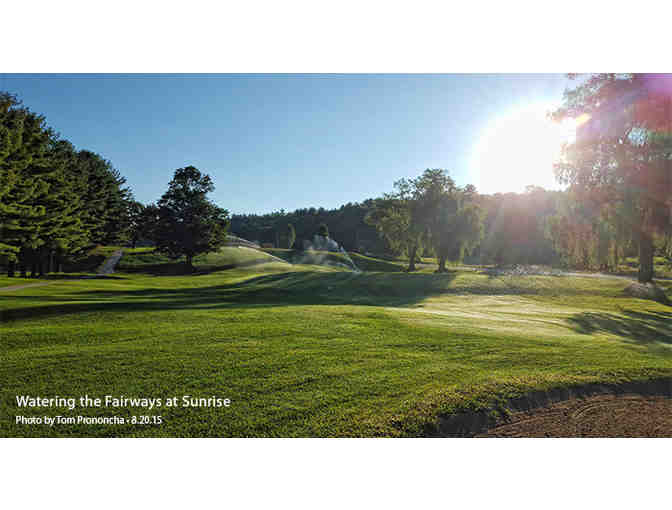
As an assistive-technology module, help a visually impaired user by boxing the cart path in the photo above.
[97,249,123,274]
[0,249,124,292]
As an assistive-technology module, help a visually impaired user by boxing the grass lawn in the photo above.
[262,248,358,269]
[2,252,671,437]
[617,256,672,279]
[118,246,287,274]
[264,248,411,272]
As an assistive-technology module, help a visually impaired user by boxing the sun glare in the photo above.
[470,102,577,194]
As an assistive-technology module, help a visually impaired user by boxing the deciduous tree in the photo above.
[152,166,229,271]
[552,73,672,282]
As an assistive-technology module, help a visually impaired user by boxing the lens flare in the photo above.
[574,113,591,127]
[470,102,576,194]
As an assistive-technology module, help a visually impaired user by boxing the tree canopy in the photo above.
[366,169,484,272]
[3,83,667,279]
[551,74,672,282]
[0,92,134,277]
[150,166,230,270]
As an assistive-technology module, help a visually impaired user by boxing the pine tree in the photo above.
[2,94,134,276]
[38,140,90,273]
[0,93,23,266]
[0,93,54,277]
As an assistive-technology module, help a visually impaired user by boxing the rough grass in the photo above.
[2,256,670,437]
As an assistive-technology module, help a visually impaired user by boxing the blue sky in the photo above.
[2,74,572,214]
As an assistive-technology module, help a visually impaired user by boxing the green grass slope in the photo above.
[348,252,406,272]
[117,246,289,274]
[262,248,405,272]
[1,266,670,437]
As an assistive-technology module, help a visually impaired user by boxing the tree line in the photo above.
[227,181,663,273]
[0,93,134,277]
[231,201,388,254]
[3,74,670,281]
[228,74,671,281]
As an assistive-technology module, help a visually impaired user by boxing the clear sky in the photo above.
[1,74,572,215]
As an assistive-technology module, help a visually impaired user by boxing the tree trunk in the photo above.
[49,251,54,273]
[20,263,27,278]
[8,260,15,277]
[437,254,447,273]
[38,257,44,277]
[185,254,194,273]
[638,230,654,283]
[30,261,38,278]
[407,244,418,272]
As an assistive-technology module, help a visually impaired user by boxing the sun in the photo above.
[470,102,577,194]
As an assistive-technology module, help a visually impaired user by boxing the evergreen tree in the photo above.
[75,150,133,246]
[1,93,134,277]
[127,200,147,249]
[39,140,90,273]
[0,93,24,266]
[0,93,54,277]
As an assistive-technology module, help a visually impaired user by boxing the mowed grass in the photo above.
[118,246,288,274]
[1,255,671,437]
[0,246,159,288]
[617,256,672,279]
[264,248,409,272]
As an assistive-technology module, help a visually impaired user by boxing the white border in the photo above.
[2,1,671,72]
[2,439,670,508]
[2,2,671,507]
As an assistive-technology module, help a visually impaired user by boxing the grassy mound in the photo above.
[263,248,406,272]
[262,248,358,270]
[117,246,287,274]
[348,252,405,272]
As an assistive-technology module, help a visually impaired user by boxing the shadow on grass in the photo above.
[4,270,661,324]
[116,258,286,276]
[568,309,672,346]
[44,274,126,281]
[2,274,126,282]
[1,271,460,321]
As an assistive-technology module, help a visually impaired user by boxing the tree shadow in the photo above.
[7,269,666,326]
[1,270,462,322]
[43,274,126,281]
[567,309,672,346]
[115,262,189,276]
[2,274,126,282]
